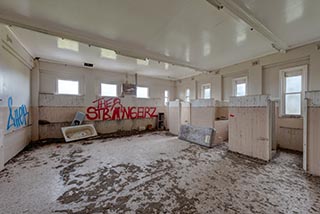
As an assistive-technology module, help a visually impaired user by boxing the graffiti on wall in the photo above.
[6,97,29,131]
[86,97,157,121]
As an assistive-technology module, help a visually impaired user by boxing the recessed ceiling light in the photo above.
[57,38,79,52]
[137,58,149,66]
[101,48,117,60]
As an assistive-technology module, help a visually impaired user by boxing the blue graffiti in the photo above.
[6,97,29,131]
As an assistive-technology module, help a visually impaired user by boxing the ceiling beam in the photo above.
[0,13,206,71]
[207,0,288,52]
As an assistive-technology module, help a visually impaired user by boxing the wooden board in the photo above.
[168,101,180,135]
[229,107,270,161]
[214,120,228,144]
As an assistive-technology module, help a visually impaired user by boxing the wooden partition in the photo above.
[229,95,272,161]
[168,100,181,135]
[190,99,229,145]
[305,91,320,176]
[180,101,191,125]
[190,99,215,128]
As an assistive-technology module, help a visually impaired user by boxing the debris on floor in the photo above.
[0,131,320,214]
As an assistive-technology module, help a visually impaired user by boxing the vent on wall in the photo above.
[84,62,94,67]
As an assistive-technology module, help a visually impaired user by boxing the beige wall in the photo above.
[36,61,175,139]
[176,42,320,153]
[176,42,320,102]
[0,24,34,166]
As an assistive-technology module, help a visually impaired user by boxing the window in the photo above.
[101,83,117,97]
[164,90,169,105]
[280,65,307,116]
[201,83,211,99]
[137,86,149,98]
[185,88,190,102]
[57,79,79,95]
[57,38,79,52]
[233,77,247,97]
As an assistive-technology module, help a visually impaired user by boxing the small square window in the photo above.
[57,79,79,95]
[233,77,247,97]
[236,83,246,96]
[201,84,211,99]
[137,86,149,98]
[101,83,117,97]
[164,90,169,105]
[185,88,190,102]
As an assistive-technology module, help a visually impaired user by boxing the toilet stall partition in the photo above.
[168,100,181,135]
[304,91,320,176]
[229,95,272,161]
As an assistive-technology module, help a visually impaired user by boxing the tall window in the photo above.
[137,86,149,98]
[233,77,247,97]
[201,83,211,99]
[101,83,117,97]
[164,90,169,105]
[281,65,307,116]
[57,79,79,95]
[185,88,190,102]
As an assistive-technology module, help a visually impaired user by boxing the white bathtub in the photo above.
[61,124,98,142]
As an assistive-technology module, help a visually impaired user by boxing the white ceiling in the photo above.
[1,0,320,79]
[10,26,200,80]
[238,0,320,47]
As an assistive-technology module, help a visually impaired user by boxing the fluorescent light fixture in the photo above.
[101,48,117,60]
[164,63,169,70]
[137,58,149,66]
[57,38,79,52]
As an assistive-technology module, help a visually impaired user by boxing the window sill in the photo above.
[279,115,303,119]
[55,93,83,96]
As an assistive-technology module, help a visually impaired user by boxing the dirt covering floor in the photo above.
[0,131,320,214]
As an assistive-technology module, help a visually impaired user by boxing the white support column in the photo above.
[303,98,308,171]
[31,59,40,141]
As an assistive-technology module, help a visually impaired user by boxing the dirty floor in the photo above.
[0,132,320,214]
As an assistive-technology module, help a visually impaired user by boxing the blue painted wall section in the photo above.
[6,97,29,131]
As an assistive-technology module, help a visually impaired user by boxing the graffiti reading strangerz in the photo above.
[6,97,30,131]
[86,97,157,121]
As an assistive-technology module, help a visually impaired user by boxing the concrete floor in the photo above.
[0,132,320,214]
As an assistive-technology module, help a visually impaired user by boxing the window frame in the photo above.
[280,65,308,117]
[232,76,248,97]
[164,90,169,106]
[136,86,149,99]
[201,83,211,99]
[185,88,190,102]
[100,83,118,97]
[56,79,80,95]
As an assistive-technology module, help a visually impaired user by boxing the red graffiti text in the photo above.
[86,97,157,121]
